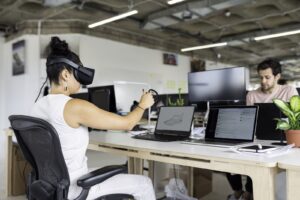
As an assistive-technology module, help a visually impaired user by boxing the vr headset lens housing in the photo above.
[47,58,95,85]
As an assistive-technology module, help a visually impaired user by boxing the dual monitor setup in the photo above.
[71,67,291,144]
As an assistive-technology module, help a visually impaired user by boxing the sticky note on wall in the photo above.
[166,80,176,89]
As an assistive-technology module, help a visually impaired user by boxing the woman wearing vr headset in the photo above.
[31,37,155,200]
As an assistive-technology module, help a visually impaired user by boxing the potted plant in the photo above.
[273,95,300,147]
[167,88,185,106]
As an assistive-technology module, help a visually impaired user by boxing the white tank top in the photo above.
[31,94,89,198]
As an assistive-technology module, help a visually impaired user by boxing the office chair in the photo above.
[9,115,134,200]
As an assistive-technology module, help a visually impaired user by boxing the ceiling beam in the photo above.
[141,0,253,30]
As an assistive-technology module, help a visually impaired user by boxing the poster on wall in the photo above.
[12,40,25,76]
[163,53,178,66]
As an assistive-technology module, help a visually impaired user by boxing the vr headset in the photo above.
[47,58,95,85]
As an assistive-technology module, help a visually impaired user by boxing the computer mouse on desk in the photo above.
[132,125,147,131]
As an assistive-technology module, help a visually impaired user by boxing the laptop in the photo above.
[184,105,258,147]
[255,103,286,141]
[133,106,195,142]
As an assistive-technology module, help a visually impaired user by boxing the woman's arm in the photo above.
[64,92,154,130]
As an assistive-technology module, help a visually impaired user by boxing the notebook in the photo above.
[132,106,195,142]
[184,105,258,147]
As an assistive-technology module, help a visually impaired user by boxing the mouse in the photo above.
[132,125,147,131]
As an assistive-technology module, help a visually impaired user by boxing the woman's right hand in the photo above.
[139,91,154,110]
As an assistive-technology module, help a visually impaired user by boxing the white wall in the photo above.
[79,35,190,94]
[0,36,5,131]
[39,34,190,94]
[0,36,5,196]
[0,32,191,132]
[0,36,40,196]
[2,35,40,128]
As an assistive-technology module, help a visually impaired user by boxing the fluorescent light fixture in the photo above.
[181,42,228,52]
[254,29,300,41]
[88,10,138,28]
[168,0,185,5]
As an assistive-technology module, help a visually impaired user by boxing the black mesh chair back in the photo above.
[9,115,70,199]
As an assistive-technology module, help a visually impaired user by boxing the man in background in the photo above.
[246,59,297,105]
[227,59,298,200]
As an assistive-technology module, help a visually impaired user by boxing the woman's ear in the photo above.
[60,69,70,82]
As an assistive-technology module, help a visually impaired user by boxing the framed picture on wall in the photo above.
[163,53,178,66]
[12,40,26,76]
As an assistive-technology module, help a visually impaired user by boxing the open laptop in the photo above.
[184,105,258,147]
[255,103,286,141]
[133,106,195,142]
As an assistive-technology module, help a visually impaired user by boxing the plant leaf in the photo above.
[275,120,290,131]
[273,99,293,118]
[290,95,300,112]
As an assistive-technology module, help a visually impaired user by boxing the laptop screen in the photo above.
[206,106,258,141]
[255,103,285,140]
[155,106,195,135]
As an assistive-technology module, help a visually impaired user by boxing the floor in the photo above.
[0,150,236,200]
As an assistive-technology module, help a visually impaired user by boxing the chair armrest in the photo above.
[77,165,127,189]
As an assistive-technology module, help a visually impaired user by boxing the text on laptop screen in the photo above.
[214,108,256,140]
[156,107,195,132]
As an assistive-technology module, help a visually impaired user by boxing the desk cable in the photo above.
[173,164,186,194]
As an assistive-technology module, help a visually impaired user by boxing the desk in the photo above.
[278,149,300,200]
[4,129,288,200]
[89,131,280,200]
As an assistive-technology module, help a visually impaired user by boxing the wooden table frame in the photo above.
[88,131,280,200]
[278,150,300,200]
[5,129,289,200]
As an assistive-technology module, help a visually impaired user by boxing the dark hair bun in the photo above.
[50,36,70,56]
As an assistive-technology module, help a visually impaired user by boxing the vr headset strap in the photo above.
[47,58,80,70]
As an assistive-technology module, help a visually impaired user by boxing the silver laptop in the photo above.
[184,105,258,147]
[133,106,195,142]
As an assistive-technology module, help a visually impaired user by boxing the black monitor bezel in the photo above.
[205,105,258,142]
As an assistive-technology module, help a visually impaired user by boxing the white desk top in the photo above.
[277,148,300,170]
[89,131,292,168]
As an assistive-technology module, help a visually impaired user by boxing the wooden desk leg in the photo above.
[128,157,135,174]
[7,136,13,196]
[127,157,143,175]
[5,133,13,196]
[148,161,155,181]
[187,167,194,196]
[250,167,277,200]
[286,170,300,200]
[133,158,143,175]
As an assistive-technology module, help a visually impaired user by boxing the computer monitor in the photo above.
[188,67,246,104]
[255,103,286,143]
[114,82,149,115]
[70,92,89,101]
[88,85,117,112]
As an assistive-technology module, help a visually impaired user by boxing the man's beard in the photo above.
[261,84,275,93]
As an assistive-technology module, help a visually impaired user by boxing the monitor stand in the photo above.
[271,131,287,146]
[203,101,210,126]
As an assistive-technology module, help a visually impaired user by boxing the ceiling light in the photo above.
[88,10,138,28]
[254,29,300,41]
[181,42,228,52]
[167,0,185,5]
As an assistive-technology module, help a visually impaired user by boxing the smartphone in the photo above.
[238,145,278,153]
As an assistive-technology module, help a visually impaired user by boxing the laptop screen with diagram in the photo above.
[205,106,258,142]
[155,106,195,136]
